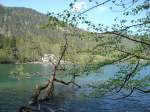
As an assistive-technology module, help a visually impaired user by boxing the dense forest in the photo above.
[0,4,96,63]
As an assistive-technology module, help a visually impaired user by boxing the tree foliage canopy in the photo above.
[47,0,150,97]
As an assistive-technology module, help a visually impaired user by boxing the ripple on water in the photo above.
[0,64,150,112]
[1,86,150,112]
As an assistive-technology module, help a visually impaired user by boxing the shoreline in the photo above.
[0,61,73,65]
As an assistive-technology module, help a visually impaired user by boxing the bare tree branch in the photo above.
[120,21,150,31]
[30,33,68,103]
[77,0,111,17]
[116,48,150,60]
[115,86,150,100]
[100,32,150,46]
[29,79,51,104]
[134,87,150,93]
[117,60,140,93]
[44,33,68,98]
[115,87,135,100]
[54,78,81,88]
[55,34,68,70]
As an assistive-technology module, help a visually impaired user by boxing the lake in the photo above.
[0,64,150,112]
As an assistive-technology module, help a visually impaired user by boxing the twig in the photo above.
[134,87,150,93]
[114,87,135,100]
[116,48,150,60]
[100,32,150,46]
[77,0,111,17]
[54,78,81,88]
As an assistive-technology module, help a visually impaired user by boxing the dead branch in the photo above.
[117,60,140,93]
[29,79,51,104]
[55,34,68,69]
[44,33,68,98]
[30,33,68,103]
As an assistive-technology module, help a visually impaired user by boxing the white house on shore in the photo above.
[41,53,72,65]
[41,54,56,64]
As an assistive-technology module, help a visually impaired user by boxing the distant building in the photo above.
[41,53,72,65]
[41,54,56,64]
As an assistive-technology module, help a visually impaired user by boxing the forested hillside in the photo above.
[0,4,94,63]
[0,4,136,64]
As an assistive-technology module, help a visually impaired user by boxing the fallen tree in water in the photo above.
[29,33,81,105]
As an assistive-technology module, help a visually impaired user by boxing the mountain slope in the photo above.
[0,4,71,44]
[0,4,135,64]
[0,5,87,63]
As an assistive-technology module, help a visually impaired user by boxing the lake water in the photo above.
[0,64,150,112]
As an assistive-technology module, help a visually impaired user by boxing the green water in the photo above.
[0,64,150,112]
[0,64,52,112]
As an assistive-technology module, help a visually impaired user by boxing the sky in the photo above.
[0,0,144,30]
